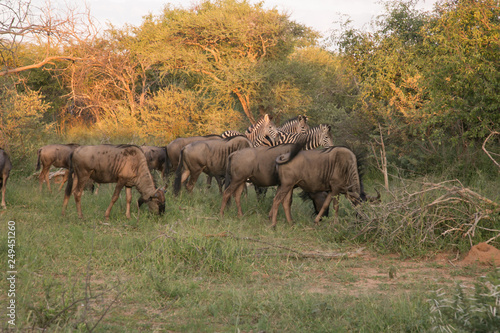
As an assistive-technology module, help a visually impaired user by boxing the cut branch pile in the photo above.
[354,180,500,249]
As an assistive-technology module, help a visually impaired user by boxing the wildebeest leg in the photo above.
[125,187,132,219]
[234,182,246,217]
[270,185,293,228]
[282,190,294,224]
[186,169,202,193]
[314,192,333,224]
[74,185,85,219]
[1,175,7,208]
[104,182,125,220]
[58,169,69,191]
[180,169,190,187]
[39,165,52,192]
[214,176,224,194]
[62,174,78,217]
[220,187,233,216]
[332,196,340,222]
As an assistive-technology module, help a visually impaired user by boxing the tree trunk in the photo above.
[233,88,255,124]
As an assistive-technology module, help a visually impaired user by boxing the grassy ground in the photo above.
[0,173,498,332]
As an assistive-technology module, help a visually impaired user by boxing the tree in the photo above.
[422,0,500,140]
[133,0,318,124]
[0,0,95,77]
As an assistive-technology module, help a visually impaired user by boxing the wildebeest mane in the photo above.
[114,144,140,149]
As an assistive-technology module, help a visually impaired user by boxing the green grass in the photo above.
[0,174,498,332]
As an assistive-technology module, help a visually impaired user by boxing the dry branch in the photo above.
[482,131,500,171]
[353,180,500,247]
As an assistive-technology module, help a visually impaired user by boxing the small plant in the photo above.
[428,268,500,332]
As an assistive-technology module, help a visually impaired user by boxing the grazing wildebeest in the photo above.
[141,145,169,181]
[173,135,253,196]
[62,145,165,219]
[0,149,12,209]
[269,146,379,227]
[36,144,80,192]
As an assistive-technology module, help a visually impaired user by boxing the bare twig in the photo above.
[482,131,500,171]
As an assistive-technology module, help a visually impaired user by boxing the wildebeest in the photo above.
[62,144,165,219]
[36,144,80,192]
[0,149,12,209]
[269,146,379,227]
[220,143,302,217]
[173,135,253,196]
[166,135,222,177]
[141,145,169,181]
[220,124,334,215]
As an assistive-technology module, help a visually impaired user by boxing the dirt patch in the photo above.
[460,242,500,266]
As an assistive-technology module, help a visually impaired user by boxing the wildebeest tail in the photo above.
[64,152,74,198]
[224,155,233,190]
[276,140,306,165]
[162,146,171,179]
[36,148,42,171]
[173,149,184,196]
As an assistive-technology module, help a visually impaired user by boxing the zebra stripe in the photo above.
[271,124,333,149]
[277,115,310,133]
[244,114,278,147]
[221,130,242,139]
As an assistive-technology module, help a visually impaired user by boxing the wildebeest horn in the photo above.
[366,189,381,202]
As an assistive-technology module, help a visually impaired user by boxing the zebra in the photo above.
[244,114,279,147]
[271,124,333,150]
[221,130,243,139]
[277,115,310,134]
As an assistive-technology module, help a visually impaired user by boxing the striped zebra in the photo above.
[245,114,279,147]
[222,114,278,146]
[271,124,333,149]
[277,115,310,133]
[221,130,242,139]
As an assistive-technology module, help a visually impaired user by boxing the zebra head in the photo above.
[245,114,278,146]
[278,115,310,134]
[318,124,334,147]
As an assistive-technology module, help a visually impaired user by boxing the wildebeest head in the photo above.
[138,188,166,215]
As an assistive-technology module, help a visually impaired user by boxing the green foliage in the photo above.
[334,0,500,175]
[134,0,318,123]
[422,0,500,140]
[0,83,52,160]
[429,268,500,332]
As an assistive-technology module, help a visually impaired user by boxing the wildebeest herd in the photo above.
[1,114,379,227]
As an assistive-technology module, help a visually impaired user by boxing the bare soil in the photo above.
[298,243,500,296]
